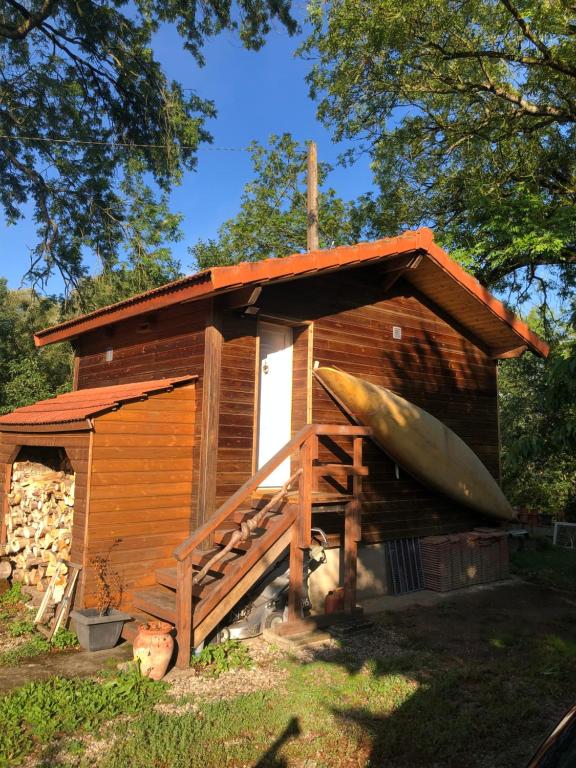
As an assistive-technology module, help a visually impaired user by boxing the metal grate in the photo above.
[386,538,424,595]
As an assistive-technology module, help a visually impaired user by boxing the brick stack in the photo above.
[421,529,509,592]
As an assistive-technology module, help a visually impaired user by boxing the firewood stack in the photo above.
[3,460,74,604]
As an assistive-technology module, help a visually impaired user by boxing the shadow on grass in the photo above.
[274,590,576,768]
[253,717,301,768]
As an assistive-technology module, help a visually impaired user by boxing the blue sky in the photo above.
[1,15,375,293]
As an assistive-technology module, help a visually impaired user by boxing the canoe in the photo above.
[315,367,515,521]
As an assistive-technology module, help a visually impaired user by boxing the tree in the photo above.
[0,0,296,290]
[303,0,576,313]
[64,159,184,315]
[499,309,576,517]
[190,133,363,269]
[0,280,72,413]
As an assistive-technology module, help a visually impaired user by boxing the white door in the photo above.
[257,322,293,487]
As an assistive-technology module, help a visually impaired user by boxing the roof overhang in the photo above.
[33,229,549,358]
[0,375,198,431]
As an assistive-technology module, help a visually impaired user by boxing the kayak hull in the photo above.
[315,367,515,522]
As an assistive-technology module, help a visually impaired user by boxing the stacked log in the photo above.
[3,460,74,604]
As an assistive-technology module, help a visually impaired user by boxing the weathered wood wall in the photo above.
[87,383,196,611]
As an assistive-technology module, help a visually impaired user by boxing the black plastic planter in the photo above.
[71,608,132,651]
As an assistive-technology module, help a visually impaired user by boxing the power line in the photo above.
[0,133,252,151]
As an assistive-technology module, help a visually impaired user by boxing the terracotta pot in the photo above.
[133,620,174,680]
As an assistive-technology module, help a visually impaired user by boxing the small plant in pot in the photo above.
[71,540,131,651]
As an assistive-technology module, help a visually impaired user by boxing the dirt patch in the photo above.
[157,637,289,712]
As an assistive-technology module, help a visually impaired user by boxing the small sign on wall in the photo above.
[392,326,402,340]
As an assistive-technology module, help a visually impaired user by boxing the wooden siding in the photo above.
[75,300,208,388]
[214,313,258,508]
[255,266,498,543]
[75,298,207,530]
[87,384,196,611]
[0,430,91,602]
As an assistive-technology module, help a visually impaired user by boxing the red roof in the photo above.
[0,376,197,429]
[33,229,549,358]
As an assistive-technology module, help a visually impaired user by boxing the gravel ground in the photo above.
[295,623,407,669]
[156,636,290,713]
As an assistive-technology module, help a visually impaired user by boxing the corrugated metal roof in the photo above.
[33,228,549,358]
[0,375,197,428]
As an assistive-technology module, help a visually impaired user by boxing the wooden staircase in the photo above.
[132,423,371,667]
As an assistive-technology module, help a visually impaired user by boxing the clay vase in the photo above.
[133,621,174,680]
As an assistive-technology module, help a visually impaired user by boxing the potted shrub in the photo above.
[71,542,131,651]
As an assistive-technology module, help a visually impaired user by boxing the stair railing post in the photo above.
[343,436,364,613]
[288,436,314,621]
[176,557,193,668]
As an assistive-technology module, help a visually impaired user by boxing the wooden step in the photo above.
[153,567,221,593]
[155,566,224,590]
[229,507,265,524]
[189,547,244,574]
[121,611,149,643]
[193,510,295,628]
[133,585,177,623]
[155,567,177,589]
[134,574,222,623]
[213,527,263,547]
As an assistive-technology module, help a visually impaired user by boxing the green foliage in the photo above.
[50,628,80,651]
[0,280,72,414]
[190,133,363,269]
[0,1,296,288]
[7,619,35,638]
[63,159,185,314]
[303,0,576,310]
[0,630,78,666]
[0,671,166,766]
[191,639,253,677]
[0,581,30,608]
[0,636,51,667]
[499,311,576,516]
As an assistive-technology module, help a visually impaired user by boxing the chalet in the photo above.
[0,228,548,666]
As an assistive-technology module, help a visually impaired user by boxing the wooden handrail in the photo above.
[313,425,372,437]
[173,421,373,665]
[173,423,372,562]
[174,424,315,562]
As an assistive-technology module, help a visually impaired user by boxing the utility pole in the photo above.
[307,141,319,251]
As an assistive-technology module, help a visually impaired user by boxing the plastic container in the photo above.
[324,587,345,614]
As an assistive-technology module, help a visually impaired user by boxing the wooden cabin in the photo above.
[0,228,548,666]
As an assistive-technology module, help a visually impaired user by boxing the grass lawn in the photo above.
[511,540,576,593]
[5,578,576,768]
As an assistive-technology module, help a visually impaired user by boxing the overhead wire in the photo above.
[0,133,252,151]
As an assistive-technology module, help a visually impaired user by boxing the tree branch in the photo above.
[0,0,56,41]
[481,251,576,285]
